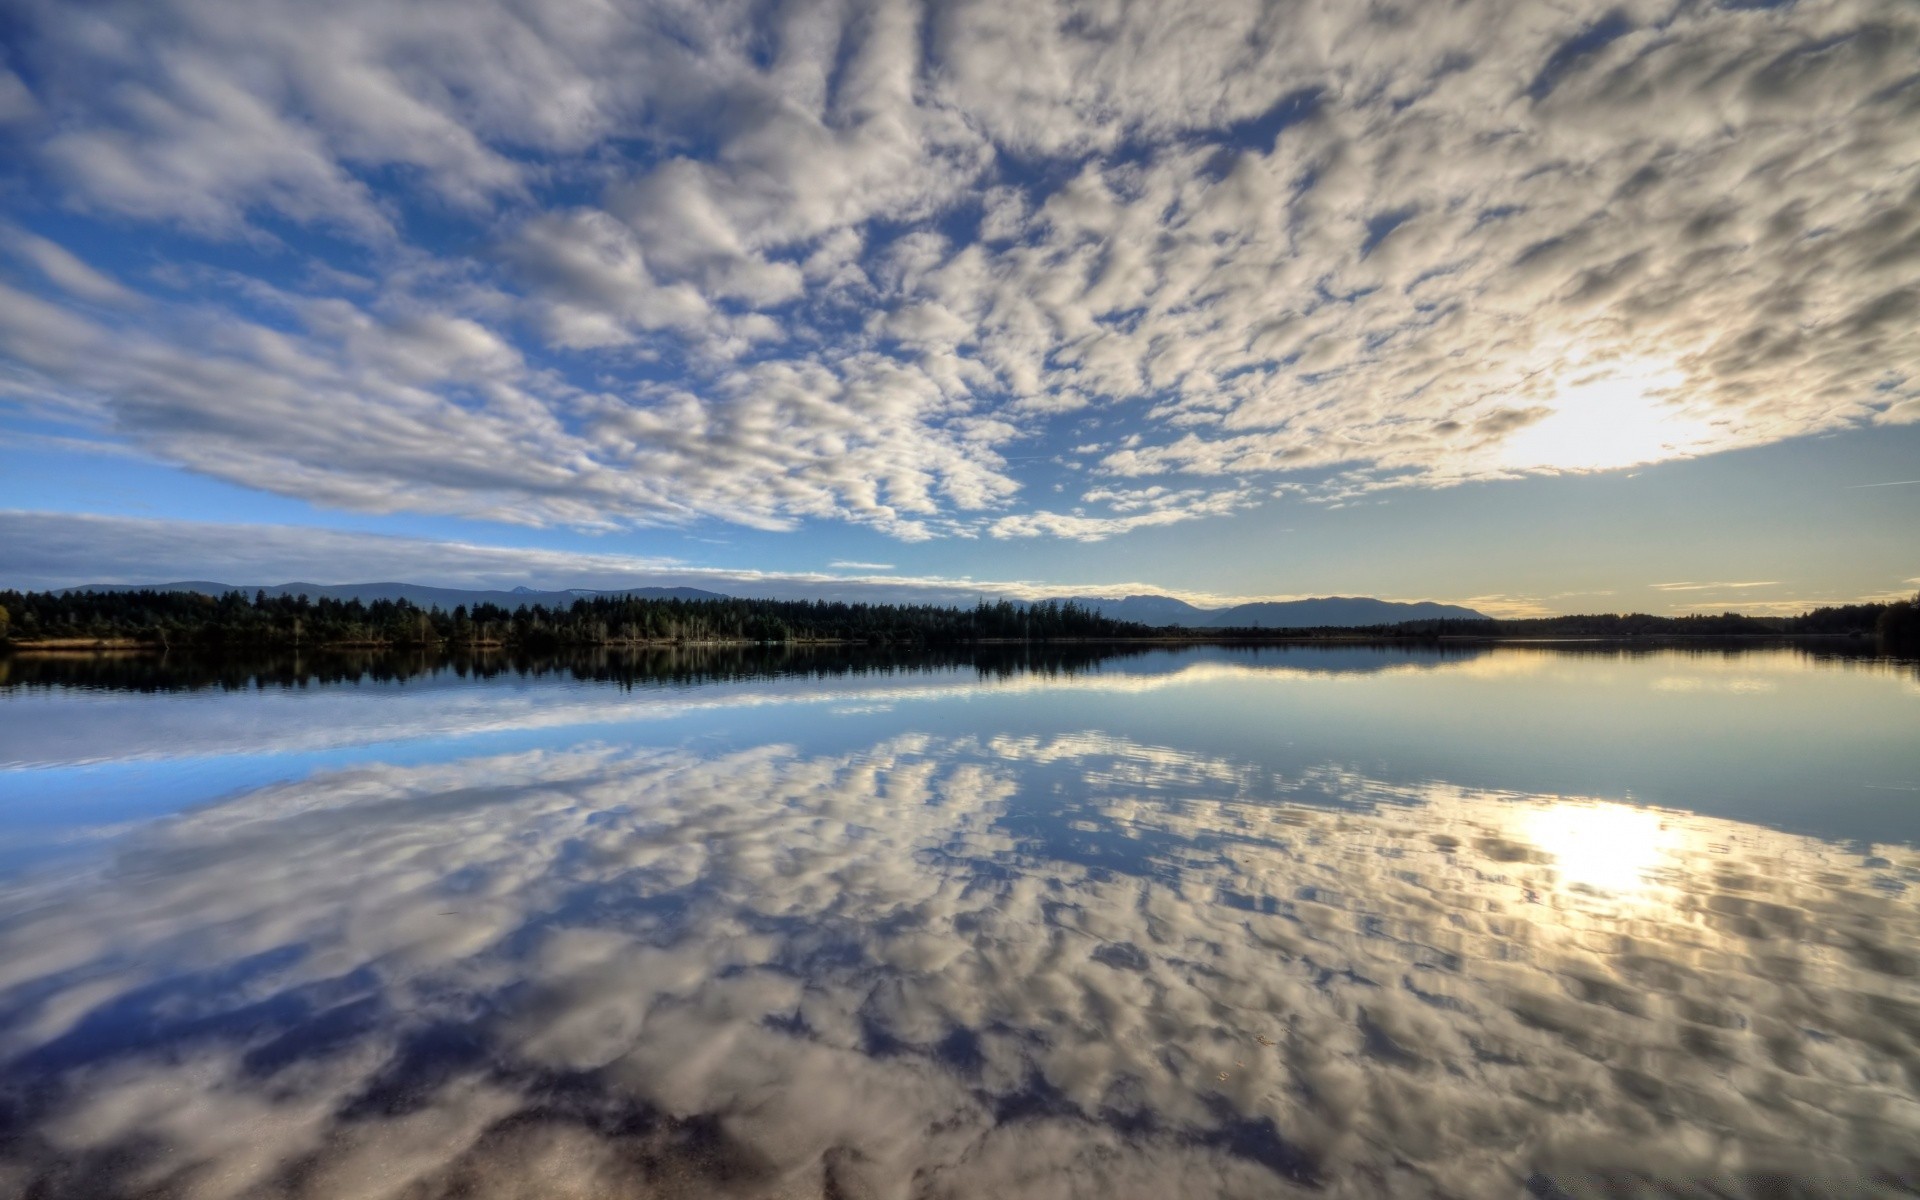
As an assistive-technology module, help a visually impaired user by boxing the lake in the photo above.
[1,642,1917,1198]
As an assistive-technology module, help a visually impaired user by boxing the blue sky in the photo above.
[0,0,1915,615]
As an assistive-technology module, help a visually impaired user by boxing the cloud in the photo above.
[1,0,1916,540]
[988,486,1257,541]
[1,730,1915,1196]
[1669,593,1915,617]
[0,68,36,124]
[828,560,894,571]
[0,269,1033,535]
[1449,593,1561,620]
[0,510,1316,609]
[2,228,142,306]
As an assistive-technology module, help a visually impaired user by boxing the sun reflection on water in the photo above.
[1520,800,1676,895]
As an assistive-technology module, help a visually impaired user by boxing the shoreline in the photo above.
[1,631,1890,657]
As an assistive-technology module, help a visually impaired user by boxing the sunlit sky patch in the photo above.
[0,0,1915,612]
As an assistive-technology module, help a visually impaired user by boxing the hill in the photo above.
[1057,594,1213,625]
[1069,594,1489,627]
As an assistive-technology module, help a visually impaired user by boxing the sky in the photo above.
[0,0,1915,617]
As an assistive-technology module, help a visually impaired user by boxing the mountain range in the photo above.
[1064,595,1489,627]
[60,582,1488,627]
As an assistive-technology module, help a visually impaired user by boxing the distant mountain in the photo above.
[61,581,730,611]
[1058,594,1212,625]
[1204,597,1489,627]
[1069,594,1488,627]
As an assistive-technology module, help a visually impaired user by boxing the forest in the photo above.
[0,588,1155,649]
[1,588,1913,652]
[1273,599,1917,641]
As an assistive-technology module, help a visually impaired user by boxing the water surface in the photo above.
[1,644,1917,1197]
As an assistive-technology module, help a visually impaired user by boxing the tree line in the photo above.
[0,589,1155,650]
[1214,597,1920,643]
[2,588,1914,652]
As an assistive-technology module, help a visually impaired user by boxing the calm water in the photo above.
[1,643,1917,1198]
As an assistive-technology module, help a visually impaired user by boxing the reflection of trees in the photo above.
[1,733,1916,1198]
[1880,593,1920,650]
[0,642,1178,694]
[9,638,1915,698]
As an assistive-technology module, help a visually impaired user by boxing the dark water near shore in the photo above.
[1,643,1917,1198]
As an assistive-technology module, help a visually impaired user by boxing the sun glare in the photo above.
[1520,801,1674,894]
[1497,359,1712,472]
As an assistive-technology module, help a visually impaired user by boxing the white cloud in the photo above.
[1,0,1914,539]
[988,485,1257,541]
[2,228,141,306]
[0,276,1020,536]
[0,68,36,124]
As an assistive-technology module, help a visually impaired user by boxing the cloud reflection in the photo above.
[0,732,1917,1198]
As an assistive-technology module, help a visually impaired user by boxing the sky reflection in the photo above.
[0,647,1917,1197]
[10,643,1914,847]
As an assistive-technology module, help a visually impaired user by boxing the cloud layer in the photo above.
[1,0,1916,541]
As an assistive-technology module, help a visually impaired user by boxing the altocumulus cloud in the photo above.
[0,0,1915,540]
